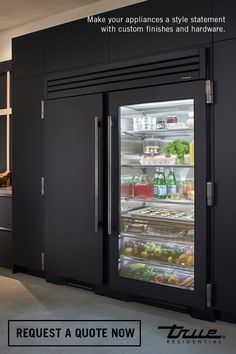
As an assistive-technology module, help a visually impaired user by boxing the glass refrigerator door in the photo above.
[119,99,195,290]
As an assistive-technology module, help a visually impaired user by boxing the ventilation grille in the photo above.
[47,48,206,98]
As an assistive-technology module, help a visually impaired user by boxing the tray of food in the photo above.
[127,207,194,223]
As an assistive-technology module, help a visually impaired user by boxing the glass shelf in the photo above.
[120,232,194,244]
[121,164,194,168]
[121,212,194,225]
[121,197,194,205]
[122,128,194,138]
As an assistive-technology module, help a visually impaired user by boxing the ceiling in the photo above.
[0,0,101,31]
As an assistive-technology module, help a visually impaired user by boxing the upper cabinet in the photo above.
[12,0,217,77]
[13,46,45,78]
[213,0,236,42]
[46,20,109,73]
[108,1,212,62]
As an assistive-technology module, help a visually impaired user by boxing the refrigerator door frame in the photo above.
[108,80,208,309]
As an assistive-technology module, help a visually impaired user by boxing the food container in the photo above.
[121,136,143,154]
[166,116,177,124]
[186,118,194,128]
[121,237,194,267]
[156,120,165,130]
[142,115,156,131]
[140,154,176,166]
[166,122,187,129]
[143,137,161,155]
[183,180,194,200]
[133,116,143,131]
[133,175,153,199]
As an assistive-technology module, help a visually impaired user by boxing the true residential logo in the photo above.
[158,324,225,344]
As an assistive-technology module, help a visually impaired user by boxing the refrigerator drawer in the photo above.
[120,234,194,269]
[119,259,194,290]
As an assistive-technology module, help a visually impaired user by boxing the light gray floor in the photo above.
[0,267,236,354]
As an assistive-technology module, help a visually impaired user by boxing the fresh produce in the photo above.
[121,263,155,282]
[123,247,133,256]
[120,262,194,289]
[153,274,164,283]
[140,251,148,258]
[137,243,145,252]
[164,140,190,164]
[122,238,194,267]
[126,240,135,248]
[168,275,180,285]
[145,242,156,253]
[167,256,175,264]
[155,246,162,258]
[186,255,194,267]
[132,246,140,257]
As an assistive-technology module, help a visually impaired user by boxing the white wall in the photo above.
[0,0,145,62]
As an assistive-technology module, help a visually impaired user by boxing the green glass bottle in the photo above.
[153,168,160,198]
[154,167,166,199]
[167,167,177,198]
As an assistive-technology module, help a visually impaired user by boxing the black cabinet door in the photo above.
[214,39,236,315]
[44,94,103,285]
[13,75,44,271]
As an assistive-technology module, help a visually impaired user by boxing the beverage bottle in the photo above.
[154,167,166,199]
[167,168,177,198]
[153,168,160,198]
[189,135,194,165]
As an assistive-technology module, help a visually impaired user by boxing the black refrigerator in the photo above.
[108,81,209,310]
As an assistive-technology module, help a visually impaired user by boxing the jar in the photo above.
[133,175,153,199]
[183,180,194,200]
[121,176,133,197]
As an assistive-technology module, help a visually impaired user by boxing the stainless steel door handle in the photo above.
[95,116,99,233]
[108,115,112,235]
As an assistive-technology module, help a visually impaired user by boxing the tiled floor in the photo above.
[0,267,236,354]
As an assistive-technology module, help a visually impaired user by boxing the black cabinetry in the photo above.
[13,47,45,79]
[11,0,236,323]
[46,20,108,73]
[213,39,236,316]
[213,0,236,42]
[13,75,44,272]
[0,192,12,268]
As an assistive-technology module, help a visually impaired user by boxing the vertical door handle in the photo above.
[108,116,112,235]
[41,177,45,195]
[95,116,99,233]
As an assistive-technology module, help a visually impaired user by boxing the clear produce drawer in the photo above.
[119,260,194,290]
[120,235,194,269]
